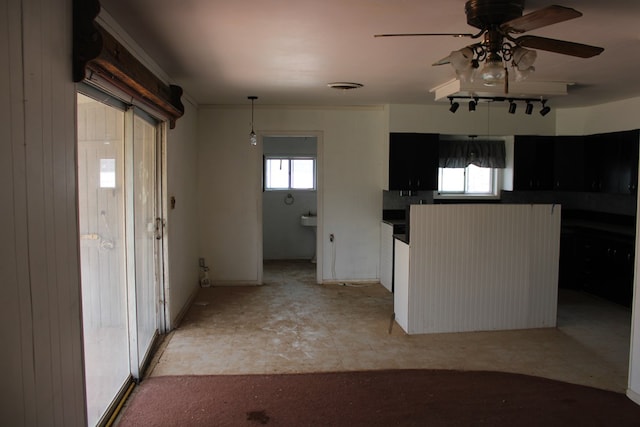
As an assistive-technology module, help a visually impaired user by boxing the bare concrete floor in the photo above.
[148,260,632,393]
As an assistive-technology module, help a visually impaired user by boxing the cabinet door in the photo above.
[553,136,585,191]
[380,222,394,292]
[389,133,439,190]
[616,129,639,194]
[389,133,414,190]
[413,133,439,190]
[513,135,554,190]
[585,131,639,194]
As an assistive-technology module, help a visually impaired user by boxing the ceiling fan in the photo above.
[375,0,604,91]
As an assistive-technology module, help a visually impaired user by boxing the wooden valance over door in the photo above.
[73,0,184,128]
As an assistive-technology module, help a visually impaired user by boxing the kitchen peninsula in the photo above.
[393,204,561,334]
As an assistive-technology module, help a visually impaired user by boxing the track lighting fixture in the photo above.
[525,101,533,115]
[449,97,460,113]
[469,97,478,112]
[444,96,550,117]
[540,101,551,116]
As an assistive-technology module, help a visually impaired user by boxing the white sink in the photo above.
[301,215,317,227]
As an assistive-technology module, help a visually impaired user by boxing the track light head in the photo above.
[508,100,516,114]
[468,99,477,112]
[449,97,460,113]
[525,101,533,115]
[540,101,551,116]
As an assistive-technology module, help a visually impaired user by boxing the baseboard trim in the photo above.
[171,285,200,329]
[627,388,640,405]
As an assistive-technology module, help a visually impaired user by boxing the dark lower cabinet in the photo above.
[560,229,634,307]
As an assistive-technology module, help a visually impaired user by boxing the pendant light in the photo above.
[248,96,258,146]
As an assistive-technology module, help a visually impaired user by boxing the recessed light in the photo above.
[327,82,363,90]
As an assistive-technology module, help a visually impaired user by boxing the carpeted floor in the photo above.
[116,369,640,426]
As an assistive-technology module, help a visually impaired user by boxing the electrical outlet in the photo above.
[329,234,334,242]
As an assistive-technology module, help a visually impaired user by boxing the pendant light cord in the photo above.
[248,96,258,133]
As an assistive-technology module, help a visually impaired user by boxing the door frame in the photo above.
[256,131,324,284]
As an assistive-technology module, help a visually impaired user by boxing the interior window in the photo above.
[265,157,316,190]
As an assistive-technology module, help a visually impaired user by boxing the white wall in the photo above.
[198,105,387,283]
[1,0,86,425]
[166,98,201,326]
[389,102,556,135]
[556,97,640,135]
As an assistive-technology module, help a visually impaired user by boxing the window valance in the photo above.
[439,140,506,168]
[73,0,184,128]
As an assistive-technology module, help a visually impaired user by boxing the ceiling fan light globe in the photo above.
[480,60,506,86]
[514,65,535,82]
[513,47,537,70]
[449,47,474,70]
[456,68,476,83]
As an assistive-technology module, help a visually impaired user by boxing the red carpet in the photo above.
[117,370,640,426]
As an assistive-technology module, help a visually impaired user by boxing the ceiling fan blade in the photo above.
[501,5,582,34]
[374,33,474,38]
[516,35,604,58]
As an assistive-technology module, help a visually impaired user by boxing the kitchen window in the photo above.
[438,165,497,195]
[436,137,504,198]
[265,157,316,190]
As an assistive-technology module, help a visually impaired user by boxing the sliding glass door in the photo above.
[77,91,165,426]
[132,113,161,374]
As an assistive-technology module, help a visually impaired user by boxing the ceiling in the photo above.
[99,0,640,108]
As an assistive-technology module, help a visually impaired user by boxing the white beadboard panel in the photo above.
[406,204,560,334]
[1,0,33,423]
[393,239,410,331]
[2,0,86,425]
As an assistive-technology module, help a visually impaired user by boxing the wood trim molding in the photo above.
[73,0,184,128]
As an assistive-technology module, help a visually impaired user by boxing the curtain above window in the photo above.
[439,139,506,169]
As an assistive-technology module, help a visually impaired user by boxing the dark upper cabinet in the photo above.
[585,130,639,194]
[515,131,638,194]
[617,130,639,194]
[553,135,585,191]
[513,135,554,190]
[389,133,439,190]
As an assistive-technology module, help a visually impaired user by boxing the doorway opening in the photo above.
[261,134,321,282]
